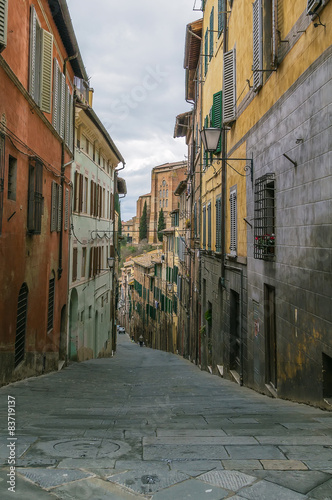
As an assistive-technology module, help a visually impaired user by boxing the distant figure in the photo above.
[139,335,144,347]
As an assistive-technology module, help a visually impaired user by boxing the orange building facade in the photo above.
[0,0,87,384]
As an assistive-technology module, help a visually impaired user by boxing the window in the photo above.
[29,5,53,113]
[15,283,28,367]
[64,188,69,230]
[83,177,88,213]
[218,0,226,37]
[72,247,78,281]
[207,202,212,250]
[253,0,263,91]
[254,173,275,260]
[73,172,83,213]
[223,48,236,123]
[47,271,55,332]
[0,0,8,52]
[202,205,206,249]
[230,185,237,255]
[81,247,86,277]
[51,181,62,232]
[216,196,222,252]
[204,28,209,75]
[0,133,4,234]
[8,156,17,201]
[209,7,214,61]
[307,0,327,16]
[28,158,43,234]
[212,91,222,153]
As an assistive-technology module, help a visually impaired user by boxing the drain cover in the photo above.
[31,439,130,459]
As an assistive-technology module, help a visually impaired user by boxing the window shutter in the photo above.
[218,0,225,37]
[223,48,236,123]
[64,188,69,230]
[212,90,222,153]
[52,59,59,130]
[57,185,62,232]
[65,84,70,145]
[207,202,211,250]
[209,7,214,60]
[230,187,237,255]
[0,0,8,51]
[216,197,221,252]
[60,73,66,139]
[0,133,4,235]
[202,205,206,249]
[252,0,263,91]
[204,28,208,75]
[40,29,53,113]
[271,0,278,67]
[29,5,37,101]
[68,92,74,152]
[51,181,57,231]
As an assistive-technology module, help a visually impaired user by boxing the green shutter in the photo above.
[212,91,222,153]
[204,29,208,75]
[40,29,53,113]
[209,7,214,60]
[0,0,8,51]
[216,197,221,252]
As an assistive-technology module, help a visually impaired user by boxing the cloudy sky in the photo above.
[66,0,202,221]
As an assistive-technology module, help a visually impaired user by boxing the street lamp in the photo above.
[200,127,222,153]
[107,257,115,269]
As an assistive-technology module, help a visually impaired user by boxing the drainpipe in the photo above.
[224,264,244,386]
[221,7,228,285]
[58,53,78,280]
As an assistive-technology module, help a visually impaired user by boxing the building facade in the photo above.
[0,0,86,384]
[68,102,125,362]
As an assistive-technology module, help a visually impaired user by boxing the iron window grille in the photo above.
[254,173,275,260]
[27,158,43,234]
[15,283,28,367]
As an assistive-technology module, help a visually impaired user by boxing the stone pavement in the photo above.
[1,334,332,500]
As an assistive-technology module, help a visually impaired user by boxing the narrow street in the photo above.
[1,334,332,500]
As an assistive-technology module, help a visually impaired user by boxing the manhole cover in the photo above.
[32,439,130,459]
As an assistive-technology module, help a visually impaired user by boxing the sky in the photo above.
[66,0,202,221]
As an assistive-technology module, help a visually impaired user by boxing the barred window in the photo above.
[254,173,275,260]
[27,158,43,234]
[47,271,55,332]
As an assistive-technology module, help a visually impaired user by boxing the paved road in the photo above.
[1,334,332,499]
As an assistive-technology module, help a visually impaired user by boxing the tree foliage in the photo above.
[139,201,148,241]
[157,208,166,242]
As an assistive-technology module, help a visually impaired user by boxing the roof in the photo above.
[174,180,187,196]
[184,18,203,101]
[49,0,88,80]
[132,251,161,268]
[174,111,192,139]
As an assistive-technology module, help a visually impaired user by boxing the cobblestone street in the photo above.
[1,334,332,499]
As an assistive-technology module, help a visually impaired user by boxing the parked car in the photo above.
[117,326,125,334]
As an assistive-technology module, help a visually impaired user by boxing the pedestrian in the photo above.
[139,335,143,347]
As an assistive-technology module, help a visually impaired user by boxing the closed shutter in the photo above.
[230,186,237,255]
[0,0,8,51]
[218,0,225,37]
[0,133,4,234]
[68,92,74,152]
[72,248,77,281]
[52,59,59,130]
[194,202,197,238]
[60,73,66,139]
[271,0,278,67]
[57,185,62,232]
[212,90,222,152]
[40,29,53,113]
[216,197,221,252]
[223,48,236,123]
[202,205,206,249]
[51,181,57,232]
[64,188,69,230]
[209,7,214,60]
[252,0,263,91]
[29,5,38,102]
[204,28,208,75]
[207,202,212,250]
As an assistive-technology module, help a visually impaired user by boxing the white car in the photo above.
[117,326,125,334]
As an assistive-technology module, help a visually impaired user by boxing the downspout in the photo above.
[224,264,244,386]
[221,7,228,285]
[58,53,78,280]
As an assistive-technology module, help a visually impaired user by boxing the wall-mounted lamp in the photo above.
[107,257,115,269]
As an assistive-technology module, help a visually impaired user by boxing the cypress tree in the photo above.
[157,208,166,242]
[139,201,148,241]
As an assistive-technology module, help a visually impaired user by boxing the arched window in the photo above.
[15,283,28,367]
[47,271,55,332]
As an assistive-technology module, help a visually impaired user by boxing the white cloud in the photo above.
[66,0,201,221]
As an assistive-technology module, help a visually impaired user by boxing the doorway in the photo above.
[264,284,277,389]
[230,290,240,373]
